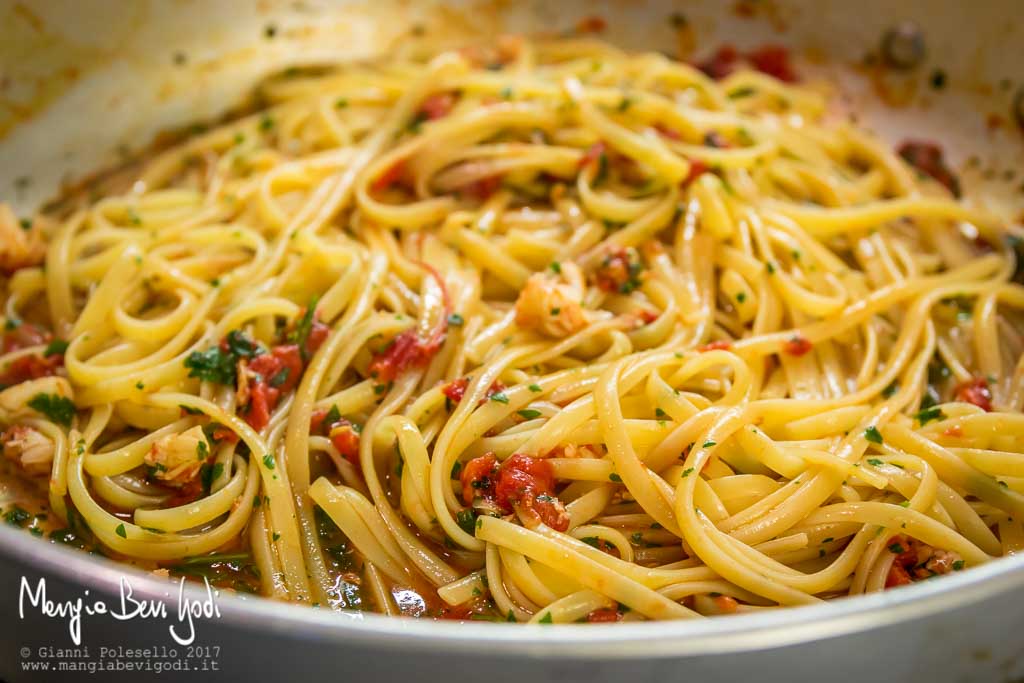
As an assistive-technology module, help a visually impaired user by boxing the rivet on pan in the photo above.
[881,22,925,70]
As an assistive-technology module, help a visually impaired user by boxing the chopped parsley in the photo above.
[447,313,464,327]
[864,426,884,444]
[702,440,716,448]
[27,393,76,427]
[681,467,694,478]
[456,509,476,535]
[262,453,276,470]
[866,458,884,466]
[549,261,562,274]
[538,612,553,624]
[517,409,542,420]
[489,392,509,404]
[324,404,341,425]
[184,347,238,385]
[609,473,622,483]
[915,406,946,426]
[882,381,899,398]
[4,505,31,527]
[269,367,290,388]
[887,542,904,554]
[115,523,127,539]
[728,86,757,99]
[528,384,542,393]
[44,339,69,356]
[289,300,318,360]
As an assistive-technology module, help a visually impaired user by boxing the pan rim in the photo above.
[4,522,1022,657]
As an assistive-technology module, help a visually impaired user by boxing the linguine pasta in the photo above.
[1,37,1023,622]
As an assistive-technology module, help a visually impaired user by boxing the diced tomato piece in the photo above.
[594,246,637,293]
[654,124,682,141]
[699,340,732,352]
[371,159,407,193]
[954,377,993,412]
[2,322,52,354]
[712,595,739,613]
[637,309,659,324]
[886,561,914,588]
[368,264,451,384]
[442,378,469,404]
[696,45,739,80]
[210,426,239,444]
[244,382,279,432]
[329,421,361,467]
[586,608,621,623]
[683,159,709,187]
[484,381,506,402]
[0,354,61,386]
[494,453,569,531]
[578,142,607,170]
[306,318,330,356]
[270,344,303,392]
[576,16,607,33]
[897,141,961,197]
[942,425,964,438]
[460,175,502,200]
[783,336,813,356]
[368,329,443,384]
[247,353,282,383]
[310,408,330,434]
[460,453,500,506]
[746,44,798,82]
[420,92,457,120]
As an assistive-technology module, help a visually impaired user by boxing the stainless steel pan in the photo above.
[1,1,1023,680]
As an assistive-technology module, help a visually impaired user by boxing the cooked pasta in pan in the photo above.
[2,36,1023,622]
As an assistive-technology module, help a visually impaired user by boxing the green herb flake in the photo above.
[456,509,476,535]
[4,505,31,527]
[262,453,276,470]
[489,392,509,404]
[447,313,464,327]
[517,409,542,420]
[702,440,716,448]
[115,523,127,539]
[728,86,757,99]
[538,612,553,624]
[549,261,562,274]
[609,473,622,483]
[915,406,946,425]
[864,426,884,444]
[44,339,69,357]
[528,384,542,393]
[888,542,904,554]
[27,393,76,427]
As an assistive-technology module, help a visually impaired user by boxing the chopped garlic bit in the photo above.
[144,425,211,486]
[1,425,55,476]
